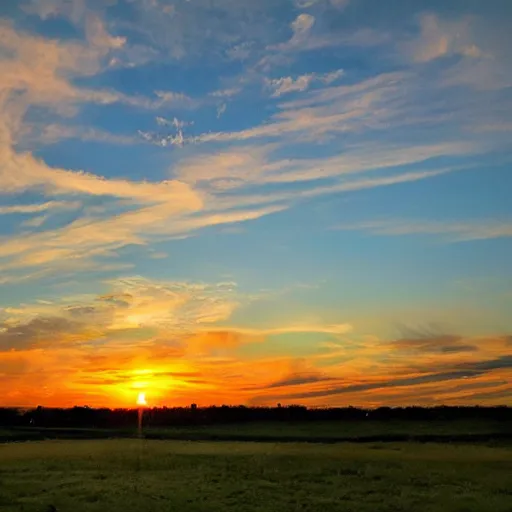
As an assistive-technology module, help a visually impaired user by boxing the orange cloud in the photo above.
[1,280,510,409]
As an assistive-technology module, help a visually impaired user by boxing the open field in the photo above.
[2,418,511,444]
[1,439,511,512]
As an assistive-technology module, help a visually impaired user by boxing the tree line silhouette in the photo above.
[1,405,510,429]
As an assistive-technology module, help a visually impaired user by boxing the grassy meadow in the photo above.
[1,439,511,512]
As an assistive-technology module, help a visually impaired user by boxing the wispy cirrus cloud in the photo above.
[294,0,350,9]
[28,124,139,146]
[266,69,343,97]
[153,90,195,107]
[408,13,484,63]
[0,142,203,205]
[208,323,353,337]
[405,12,512,91]
[0,24,105,125]
[0,9,505,285]
[0,201,286,281]
[22,0,90,23]
[149,67,501,152]
[280,13,316,50]
[209,87,242,99]
[334,218,512,242]
[390,326,478,355]
[0,17,193,150]
[173,139,471,196]
[0,200,81,215]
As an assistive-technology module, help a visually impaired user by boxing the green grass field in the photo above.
[1,439,511,512]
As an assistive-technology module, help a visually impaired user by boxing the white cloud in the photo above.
[209,87,242,98]
[175,139,470,193]
[267,69,343,96]
[0,6,508,287]
[165,74,404,144]
[33,124,139,146]
[217,103,227,118]
[329,0,350,9]
[144,65,493,225]
[261,13,321,61]
[292,13,316,36]
[441,56,512,91]
[85,14,126,50]
[0,21,201,212]
[209,323,353,336]
[154,66,504,161]
[149,252,169,260]
[307,167,456,198]
[0,21,105,111]
[21,215,50,228]
[322,69,344,84]
[155,117,190,129]
[226,42,254,61]
[0,199,286,275]
[335,219,512,242]
[294,0,320,7]
[267,12,350,55]
[0,18,155,156]
[294,0,350,9]
[406,14,511,91]
[410,14,484,63]
[276,13,316,51]
[154,90,195,107]
[22,0,89,23]
[268,75,315,96]
[260,143,472,185]
[142,116,195,147]
[175,146,273,189]
[0,19,182,155]
[121,0,278,63]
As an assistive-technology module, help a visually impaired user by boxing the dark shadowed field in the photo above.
[1,439,511,512]
[2,417,511,443]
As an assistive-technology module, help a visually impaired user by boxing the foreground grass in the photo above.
[0,440,511,512]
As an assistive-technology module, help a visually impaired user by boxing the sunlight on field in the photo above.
[0,440,511,512]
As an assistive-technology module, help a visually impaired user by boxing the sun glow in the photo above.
[136,392,147,406]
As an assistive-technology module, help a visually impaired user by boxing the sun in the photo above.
[136,392,147,406]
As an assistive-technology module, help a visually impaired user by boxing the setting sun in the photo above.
[136,392,147,406]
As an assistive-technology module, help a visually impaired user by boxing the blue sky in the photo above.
[0,0,511,408]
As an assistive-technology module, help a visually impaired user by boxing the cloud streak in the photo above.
[266,69,343,97]
[335,219,512,242]
[0,201,81,215]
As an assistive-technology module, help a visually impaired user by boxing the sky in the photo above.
[0,0,511,409]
